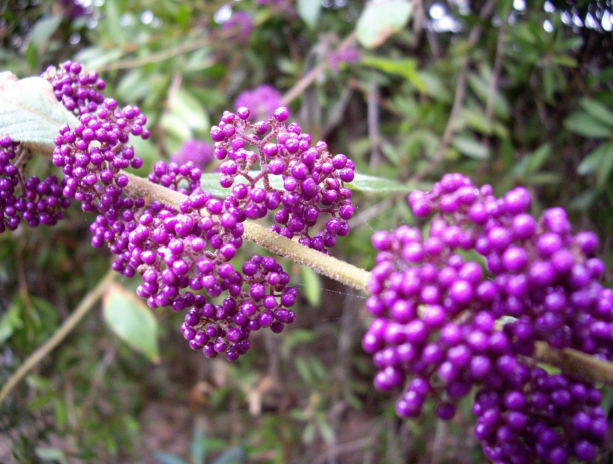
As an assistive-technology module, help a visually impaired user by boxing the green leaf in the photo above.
[349,172,412,193]
[103,284,161,363]
[104,0,127,46]
[28,15,62,54]
[513,143,551,177]
[356,0,412,49]
[0,73,78,144]
[0,304,23,345]
[451,135,489,160]
[153,452,189,464]
[281,329,316,358]
[416,71,452,103]
[564,112,613,138]
[199,171,411,197]
[580,99,613,128]
[160,112,193,141]
[361,56,425,92]
[297,0,322,28]
[317,417,335,444]
[169,89,210,133]
[577,143,610,176]
[190,425,206,464]
[210,447,245,464]
[596,143,613,189]
[300,267,321,307]
[35,447,68,464]
[467,73,510,120]
[73,46,125,69]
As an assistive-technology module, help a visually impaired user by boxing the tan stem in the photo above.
[0,270,117,404]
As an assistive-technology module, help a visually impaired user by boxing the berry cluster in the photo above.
[181,254,297,360]
[209,106,355,252]
[51,98,148,213]
[42,61,311,362]
[221,11,253,44]
[475,367,606,464]
[170,139,214,170]
[234,85,283,122]
[88,158,297,361]
[1,135,70,233]
[42,60,106,116]
[408,174,613,359]
[365,226,506,420]
[365,173,612,462]
[328,46,361,73]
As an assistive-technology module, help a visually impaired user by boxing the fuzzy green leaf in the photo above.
[0,73,78,144]
[199,171,411,197]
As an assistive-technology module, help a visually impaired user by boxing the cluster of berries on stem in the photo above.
[365,173,613,463]
[209,106,355,253]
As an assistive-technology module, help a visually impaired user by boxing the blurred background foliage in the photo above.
[1,0,613,462]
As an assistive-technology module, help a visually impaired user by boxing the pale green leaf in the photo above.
[564,112,613,138]
[0,304,22,345]
[28,15,62,53]
[160,112,193,140]
[356,0,412,49]
[467,73,510,120]
[103,284,161,363]
[577,143,610,176]
[199,171,411,197]
[73,47,125,69]
[580,99,613,128]
[297,0,322,28]
[0,73,78,144]
[451,135,489,160]
[300,267,321,307]
[35,448,68,464]
[596,143,613,188]
[170,89,209,132]
[416,71,452,103]
[153,452,188,464]
[361,56,425,92]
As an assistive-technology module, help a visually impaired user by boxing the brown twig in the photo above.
[0,270,117,404]
[434,0,497,162]
[281,32,357,105]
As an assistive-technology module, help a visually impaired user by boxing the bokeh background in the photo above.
[2,0,613,462]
